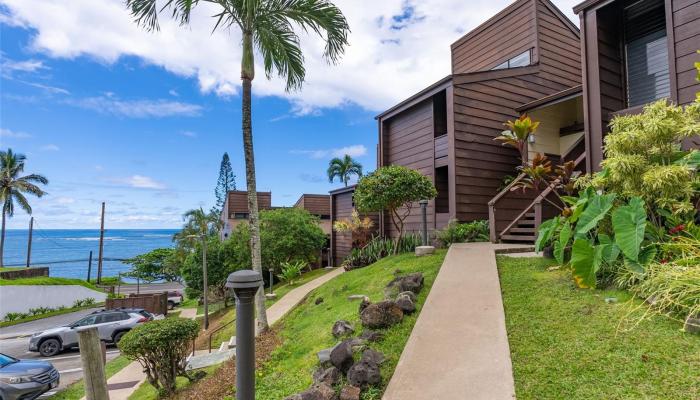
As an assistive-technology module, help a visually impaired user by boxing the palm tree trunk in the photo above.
[0,210,5,268]
[241,31,269,332]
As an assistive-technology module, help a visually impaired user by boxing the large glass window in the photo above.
[624,0,670,107]
[491,49,532,70]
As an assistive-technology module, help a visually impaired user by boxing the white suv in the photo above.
[28,309,150,357]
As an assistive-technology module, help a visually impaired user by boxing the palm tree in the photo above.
[327,154,362,187]
[125,0,350,332]
[0,149,48,267]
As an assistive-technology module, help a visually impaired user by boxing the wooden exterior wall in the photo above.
[451,0,538,74]
[578,0,700,171]
[329,187,380,266]
[294,194,331,217]
[226,191,272,215]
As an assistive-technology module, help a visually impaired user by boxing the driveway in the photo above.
[0,308,121,394]
[116,282,184,296]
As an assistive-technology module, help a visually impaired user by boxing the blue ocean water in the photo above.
[2,229,178,280]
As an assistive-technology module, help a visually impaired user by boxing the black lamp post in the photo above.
[226,270,262,400]
[419,199,429,246]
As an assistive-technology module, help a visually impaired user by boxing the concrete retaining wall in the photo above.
[0,285,108,318]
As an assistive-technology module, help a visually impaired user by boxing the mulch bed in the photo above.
[171,327,282,400]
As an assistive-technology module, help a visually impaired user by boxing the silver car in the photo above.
[0,353,59,400]
[28,309,149,357]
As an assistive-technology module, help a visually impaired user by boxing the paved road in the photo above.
[116,282,184,295]
[0,308,118,393]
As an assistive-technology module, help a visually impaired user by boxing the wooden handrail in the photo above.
[560,134,585,162]
[488,173,526,206]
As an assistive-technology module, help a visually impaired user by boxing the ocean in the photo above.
[1,229,179,280]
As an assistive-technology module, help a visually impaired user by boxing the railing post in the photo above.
[488,204,497,243]
[77,327,109,400]
[534,202,543,231]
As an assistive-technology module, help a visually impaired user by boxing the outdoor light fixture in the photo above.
[528,134,536,144]
[419,200,429,246]
[226,270,263,400]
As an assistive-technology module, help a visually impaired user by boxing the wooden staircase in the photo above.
[500,212,537,243]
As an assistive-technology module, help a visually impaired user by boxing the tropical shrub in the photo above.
[3,312,28,322]
[494,114,539,165]
[181,235,241,300]
[353,165,437,253]
[119,317,199,396]
[342,234,421,270]
[333,209,374,248]
[278,260,306,285]
[435,219,489,247]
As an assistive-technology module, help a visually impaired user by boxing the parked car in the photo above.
[28,309,150,357]
[0,353,59,400]
[166,291,183,310]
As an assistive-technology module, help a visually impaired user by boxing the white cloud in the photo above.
[292,144,368,159]
[65,95,202,118]
[0,0,580,112]
[40,144,60,151]
[0,128,31,138]
[168,89,179,97]
[114,175,167,190]
[179,130,197,138]
[1,58,46,73]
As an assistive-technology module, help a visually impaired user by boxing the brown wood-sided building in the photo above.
[294,194,332,234]
[329,186,380,267]
[220,190,272,239]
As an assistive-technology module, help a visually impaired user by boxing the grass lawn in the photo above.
[51,356,132,400]
[0,303,105,328]
[256,251,446,400]
[498,256,700,400]
[127,364,220,400]
[0,276,100,290]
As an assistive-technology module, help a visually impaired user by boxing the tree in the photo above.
[0,149,48,267]
[181,235,239,300]
[123,248,181,283]
[327,154,363,187]
[214,152,236,214]
[353,165,437,253]
[126,0,350,332]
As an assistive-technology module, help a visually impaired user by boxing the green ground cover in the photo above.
[0,276,99,289]
[51,356,132,400]
[0,303,105,328]
[256,251,446,399]
[498,256,700,400]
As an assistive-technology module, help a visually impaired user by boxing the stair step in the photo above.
[500,234,536,242]
[524,212,535,218]
[228,336,237,349]
[516,220,535,227]
[509,227,535,234]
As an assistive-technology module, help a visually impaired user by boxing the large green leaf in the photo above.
[624,245,657,274]
[574,193,616,237]
[570,238,603,289]
[612,197,647,262]
[598,233,620,265]
[535,217,560,252]
[553,223,572,264]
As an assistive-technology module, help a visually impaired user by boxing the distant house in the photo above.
[219,190,272,239]
[329,186,380,267]
[294,194,332,234]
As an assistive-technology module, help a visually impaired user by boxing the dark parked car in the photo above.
[0,353,59,400]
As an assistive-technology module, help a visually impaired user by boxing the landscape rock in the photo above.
[317,348,332,365]
[339,385,361,400]
[332,320,355,338]
[360,301,403,329]
[359,330,384,342]
[347,294,368,301]
[348,337,367,351]
[415,245,435,256]
[285,382,338,400]
[360,349,385,365]
[347,360,381,387]
[330,340,354,372]
[315,297,324,305]
[313,366,341,386]
[397,291,417,302]
[384,272,424,298]
[395,293,416,314]
[359,297,371,314]
[685,315,700,334]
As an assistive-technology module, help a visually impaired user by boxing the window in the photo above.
[233,212,249,219]
[73,315,97,327]
[623,0,670,107]
[433,91,447,137]
[491,49,532,70]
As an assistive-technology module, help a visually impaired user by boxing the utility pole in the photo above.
[26,217,33,268]
[202,236,209,330]
[87,251,93,282]
[97,202,105,284]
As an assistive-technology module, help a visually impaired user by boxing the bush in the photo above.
[435,219,489,247]
[278,260,306,285]
[118,318,200,395]
[342,234,421,270]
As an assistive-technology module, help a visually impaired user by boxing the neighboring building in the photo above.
[220,191,272,239]
[375,0,582,240]
[329,186,380,267]
[294,194,332,234]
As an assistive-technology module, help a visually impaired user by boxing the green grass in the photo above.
[0,266,24,272]
[0,276,100,290]
[51,356,132,400]
[0,303,105,328]
[127,364,220,400]
[498,256,700,400]
[256,251,446,400]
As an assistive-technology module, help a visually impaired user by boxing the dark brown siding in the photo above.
[330,189,379,266]
[451,0,538,74]
[382,99,436,237]
[536,0,582,87]
[452,69,572,225]
[294,194,330,216]
[226,191,272,215]
[671,0,700,105]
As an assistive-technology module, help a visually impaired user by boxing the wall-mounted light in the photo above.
[528,134,536,144]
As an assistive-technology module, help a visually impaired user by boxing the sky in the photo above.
[0,0,580,229]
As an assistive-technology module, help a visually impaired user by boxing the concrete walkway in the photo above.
[178,307,198,320]
[94,267,344,400]
[383,243,528,400]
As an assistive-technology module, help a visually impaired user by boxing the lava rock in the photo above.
[395,293,416,314]
[315,297,324,305]
[685,315,700,334]
[359,330,384,342]
[285,382,338,400]
[384,272,424,298]
[360,349,385,365]
[317,348,332,365]
[313,366,341,386]
[348,294,368,301]
[332,320,355,338]
[339,385,361,400]
[330,340,354,372]
[360,301,403,329]
[359,297,371,314]
[397,291,417,302]
[347,360,381,387]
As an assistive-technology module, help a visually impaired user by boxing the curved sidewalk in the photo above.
[383,243,527,400]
